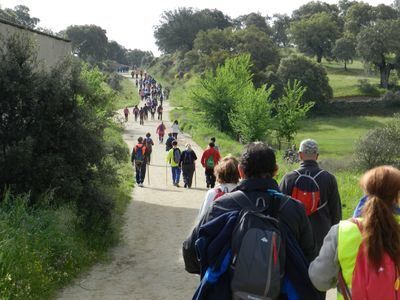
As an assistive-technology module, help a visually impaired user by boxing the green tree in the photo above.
[125,49,154,67]
[229,85,274,143]
[273,80,314,149]
[292,1,340,20]
[333,37,356,70]
[154,8,232,54]
[290,12,340,63]
[236,13,272,36]
[277,54,333,103]
[357,19,400,89]
[1,5,40,28]
[191,54,253,134]
[344,2,375,36]
[107,41,127,64]
[66,25,109,63]
[271,14,291,47]
[194,27,234,55]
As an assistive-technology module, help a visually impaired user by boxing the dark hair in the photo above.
[239,142,276,178]
[214,155,240,184]
[211,137,216,142]
[360,166,400,270]
[174,120,178,125]
[137,137,143,143]
[209,142,215,148]
[172,140,178,146]
[168,133,172,137]
[146,132,151,137]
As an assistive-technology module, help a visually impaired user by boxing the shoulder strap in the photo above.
[228,191,255,210]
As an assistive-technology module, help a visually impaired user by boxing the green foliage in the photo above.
[154,8,232,54]
[290,12,340,63]
[271,14,291,47]
[277,54,333,103]
[273,80,314,148]
[357,79,381,96]
[125,49,154,67]
[114,77,140,109]
[354,114,400,169]
[0,5,40,28]
[332,37,356,70]
[344,2,375,36]
[66,25,109,63]
[236,12,272,36]
[107,41,127,65]
[229,85,274,143]
[191,54,253,134]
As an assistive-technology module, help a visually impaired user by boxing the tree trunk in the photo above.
[344,60,347,71]
[316,54,322,63]
[378,55,393,89]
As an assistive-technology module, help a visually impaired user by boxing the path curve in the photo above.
[58,76,205,299]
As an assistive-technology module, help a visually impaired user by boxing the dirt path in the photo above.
[58,77,206,299]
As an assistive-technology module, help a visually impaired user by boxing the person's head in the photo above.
[211,137,216,143]
[146,132,151,138]
[185,143,192,151]
[172,140,178,147]
[168,133,172,137]
[360,165,400,270]
[214,155,240,184]
[209,142,215,148]
[238,142,278,179]
[174,120,178,125]
[298,139,319,161]
[137,137,143,143]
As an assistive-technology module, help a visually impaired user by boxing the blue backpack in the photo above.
[135,145,144,163]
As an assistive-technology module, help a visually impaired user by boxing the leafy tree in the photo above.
[290,12,340,62]
[236,13,272,36]
[338,0,358,17]
[1,5,40,28]
[273,80,314,149]
[373,4,398,20]
[229,85,274,143]
[357,19,400,88]
[125,49,154,67]
[292,1,340,20]
[194,27,234,55]
[333,37,356,70]
[154,8,232,54]
[107,41,127,64]
[191,55,253,134]
[66,25,108,63]
[277,54,333,103]
[271,14,291,47]
[344,2,375,36]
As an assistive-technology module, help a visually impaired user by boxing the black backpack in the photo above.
[182,151,194,165]
[229,191,286,300]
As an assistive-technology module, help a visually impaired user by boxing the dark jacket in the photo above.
[279,160,342,252]
[183,177,316,275]
[180,149,197,166]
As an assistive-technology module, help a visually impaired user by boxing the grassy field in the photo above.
[323,60,384,98]
[114,76,140,109]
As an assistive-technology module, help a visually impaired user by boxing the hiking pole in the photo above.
[147,163,150,185]
[194,167,197,188]
[165,162,168,186]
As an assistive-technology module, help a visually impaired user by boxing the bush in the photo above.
[357,79,380,96]
[277,54,333,104]
[107,72,123,91]
[355,115,400,169]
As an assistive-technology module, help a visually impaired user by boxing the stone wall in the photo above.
[0,19,71,68]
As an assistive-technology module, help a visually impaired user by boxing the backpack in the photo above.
[291,170,326,216]
[338,218,400,300]
[145,137,153,152]
[229,191,286,300]
[206,155,215,168]
[173,148,181,163]
[135,145,145,163]
[183,151,194,165]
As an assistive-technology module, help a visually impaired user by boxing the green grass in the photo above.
[323,60,384,98]
[114,76,140,109]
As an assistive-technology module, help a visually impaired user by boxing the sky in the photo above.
[0,0,394,56]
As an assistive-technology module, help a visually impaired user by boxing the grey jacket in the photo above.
[308,224,340,291]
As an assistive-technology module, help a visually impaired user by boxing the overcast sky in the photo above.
[0,0,394,55]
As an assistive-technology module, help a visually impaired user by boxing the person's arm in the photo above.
[328,175,342,226]
[193,151,197,161]
[308,225,340,291]
[279,174,291,195]
[201,151,206,167]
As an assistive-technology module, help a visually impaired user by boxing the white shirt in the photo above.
[198,183,237,220]
[171,123,179,133]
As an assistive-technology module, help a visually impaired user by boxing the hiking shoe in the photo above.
[176,183,180,187]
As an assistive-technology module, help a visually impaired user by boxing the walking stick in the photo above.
[147,162,150,185]
[165,162,168,186]
[194,167,197,188]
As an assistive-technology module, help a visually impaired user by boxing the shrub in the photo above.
[357,79,380,96]
[107,72,122,91]
[355,115,400,169]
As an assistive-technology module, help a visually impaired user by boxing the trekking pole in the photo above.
[147,163,150,185]
[165,162,168,186]
[194,167,197,188]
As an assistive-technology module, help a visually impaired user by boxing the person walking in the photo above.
[198,155,239,220]
[279,139,342,253]
[123,107,130,122]
[309,165,400,299]
[144,133,154,164]
[133,105,139,122]
[183,142,316,298]
[166,140,181,187]
[139,107,144,125]
[165,133,174,152]
[171,120,179,140]
[156,121,166,143]
[179,143,197,189]
[157,105,163,120]
[200,142,221,188]
[131,137,147,187]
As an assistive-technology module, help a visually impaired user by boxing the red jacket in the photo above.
[201,147,221,169]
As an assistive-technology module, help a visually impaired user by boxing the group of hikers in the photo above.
[128,72,400,299]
